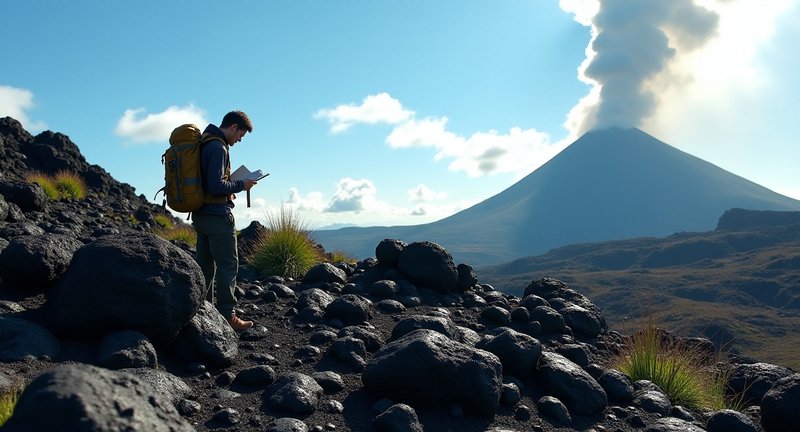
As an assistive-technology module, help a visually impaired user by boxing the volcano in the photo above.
[314,128,800,267]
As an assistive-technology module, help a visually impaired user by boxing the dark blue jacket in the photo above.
[195,124,245,216]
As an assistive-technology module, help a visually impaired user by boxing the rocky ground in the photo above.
[0,116,798,432]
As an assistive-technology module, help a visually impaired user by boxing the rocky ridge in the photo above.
[0,117,798,431]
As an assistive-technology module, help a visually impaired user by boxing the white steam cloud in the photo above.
[564,0,719,134]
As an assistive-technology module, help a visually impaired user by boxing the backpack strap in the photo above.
[198,134,232,206]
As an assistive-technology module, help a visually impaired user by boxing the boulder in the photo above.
[97,330,158,369]
[328,336,367,370]
[0,316,59,362]
[0,221,44,238]
[537,395,572,425]
[0,181,47,212]
[761,373,800,432]
[312,371,344,394]
[645,417,705,432]
[0,300,25,315]
[120,368,193,404]
[524,278,607,332]
[705,409,758,432]
[265,372,324,414]
[390,314,459,341]
[232,365,277,388]
[303,262,347,285]
[0,233,83,289]
[536,351,607,415]
[338,326,385,352]
[375,239,406,267]
[478,328,542,378]
[0,194,8,221]
[376,299,405,313]
[47,232,205,345]
[520,294,549,311]
[598,368,635,402]
[729,362,793,404]
[0,364,193,432]
[397,241,458,293]
[362,329,503,415]
[481,305,512,326]
[373,403,423,432]
[554,343,591,368]
[456,263,478,291]
[560,304,603,337]
[267,418,309,432]
[295,288,335,312]
[236,220,267,260]
[531,305,566,333]
[325,294,372,325]
[635,389,672,415]
[370,280,399,298]
[174,301,238,367]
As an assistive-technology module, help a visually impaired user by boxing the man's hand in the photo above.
[243,179,257,191]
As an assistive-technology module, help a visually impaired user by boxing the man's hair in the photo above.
[220,110,253,132]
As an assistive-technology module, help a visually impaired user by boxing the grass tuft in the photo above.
[0,389,19,427]
[25,170,88,200]
[612,320,737,411]
[53,170,87,200]
[156,224,197,248]
[153,214,175,230]
[327,250,357,264]
[251,206,322,279]
[25,171,59,199]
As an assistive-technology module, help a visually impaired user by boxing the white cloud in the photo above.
[317,93,568,178]
[0,85,47,132]
[407,184,446,203]
[386,117,460,151]
[115,105,207,143]
[270,180,483,229]
[326,178,380,213]
[558,0,599,26]
[314,92,414,134]
[388,116,566,177]
[407,198,482,221]
[230,197,270,227]
[287,187,327,212]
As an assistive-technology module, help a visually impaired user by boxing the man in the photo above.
[192,110,256,331]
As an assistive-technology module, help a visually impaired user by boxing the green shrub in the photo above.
[251,206,322,279]
[25,171,59,199]
[156,224,197,248]
[25,170,87,200]
[327,250,357,264]
[613,323,732,410]
[53,170,87,199]
[0,390,19,427]
[153,214,174,229]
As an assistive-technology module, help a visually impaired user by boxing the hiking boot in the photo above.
[228,315,253,331]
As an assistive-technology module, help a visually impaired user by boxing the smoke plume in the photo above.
[569,0,720,134]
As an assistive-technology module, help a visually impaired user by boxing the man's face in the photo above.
[227,125,248,145]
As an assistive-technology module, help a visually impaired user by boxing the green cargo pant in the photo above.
[192,212,238,320]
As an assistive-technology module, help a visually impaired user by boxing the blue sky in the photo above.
[2,0,798,229]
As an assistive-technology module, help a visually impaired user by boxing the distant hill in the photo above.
[314,128,800,267]
[479,208,800,370]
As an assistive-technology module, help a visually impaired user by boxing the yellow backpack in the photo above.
[157,124,222,213]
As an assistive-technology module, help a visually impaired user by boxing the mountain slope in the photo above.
[314,128,800,266]
[478,209,800,370]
